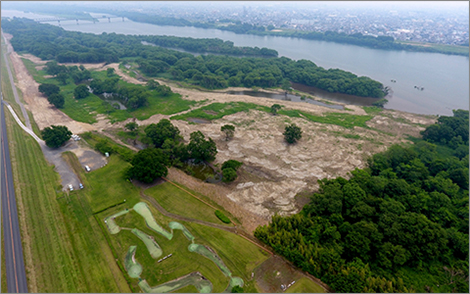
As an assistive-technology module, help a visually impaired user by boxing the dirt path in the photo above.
[3,34,96,134]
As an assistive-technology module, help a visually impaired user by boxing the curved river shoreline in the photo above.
[3,9,468,116]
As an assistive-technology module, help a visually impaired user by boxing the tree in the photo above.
[47,93,64,108]
[187,131,218,162]
[146,79,160,90]
[144,119,181,148]
[281,79,291,92]
[231,285,244,293]
[74,84,90,99]
[283,124,302,144]
[271,104,282,115]
[125,122,138,132]
[221,124,235,141]
[106,67,115,77]
[38,83,60,97]
[41,125,72,148]
[56,72,69,85]
[372,98,389,108]
[222,160,243,171]
[127,148,169,183]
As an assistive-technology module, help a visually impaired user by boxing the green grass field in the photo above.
[3,108,130,292]
[85,155,141,213]
[145,182,233,225]
[97,201,269,293]
[171,102,270,122]
[285,277,325,293]
[1,216,6,293]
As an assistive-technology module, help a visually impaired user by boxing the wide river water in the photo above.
[3,10,469,116]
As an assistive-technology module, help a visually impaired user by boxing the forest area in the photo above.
[1,18,387,98]
[254,110,469,293]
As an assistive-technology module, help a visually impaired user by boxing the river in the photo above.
[3,9,468,116]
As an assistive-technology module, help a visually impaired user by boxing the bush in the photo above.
[222,160,243,171]
[215,210,231,224]
[95,139,114,155]
[222,168,238,182]
[283,123,302,144]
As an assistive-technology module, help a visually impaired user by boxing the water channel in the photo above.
[3,9,468,115]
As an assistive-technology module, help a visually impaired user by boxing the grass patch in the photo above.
[285,277,325,293]
[171,102,270,121]
[1,54,25,124]
[1,216,6,293]
[27,110,42,138]
[85,155,141,213]
[20,58,48,84]
[363,106,383,115]
[397,40,469,55]
[279,108,373,129]
[145,182,229,225]
[4,109,129,292]
[99,202,268,293]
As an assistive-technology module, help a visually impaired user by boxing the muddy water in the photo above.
[226,90,345,109]
[181,160,221,183]
[290,83,382,107]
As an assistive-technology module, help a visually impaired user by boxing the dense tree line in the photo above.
[254,110,469,293]
[141,35,278,57]
[116,11,468,56]
[2,18,387,98]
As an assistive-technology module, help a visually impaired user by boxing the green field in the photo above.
[97,201,269,293]
[145,182,234,225]
[397,40,469,55]
[1,52,25,124]
[285,277,325,293]
[3,108,130,292]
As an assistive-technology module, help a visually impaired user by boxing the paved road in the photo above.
[1,100,29,293]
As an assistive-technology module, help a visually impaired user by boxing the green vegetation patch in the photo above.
[131,228,163,259]
[124,245,143,278]
[171,102,270,122]
[145,182,228,225]
[215,210,231,224]
[285,277,325,293]
[133,202,173,240]
[138,272,213,293]
[20,58,48,83]
[363,106,384,115]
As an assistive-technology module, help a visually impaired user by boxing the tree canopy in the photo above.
[144,119,181,148]
[41,125,72,148]
[187,131,218,162]
[74,84,90,99]
[47,93,65,108]
[127,148,169,183]
[221,124,235,141]
[283,124,302,144]
[38,83,60,97]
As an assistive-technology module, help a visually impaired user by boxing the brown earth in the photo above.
[17,52,437,233]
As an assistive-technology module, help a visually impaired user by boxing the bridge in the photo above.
[33,16,126,25]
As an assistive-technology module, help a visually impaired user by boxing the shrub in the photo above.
[222,160,243,171]
[222,168,238,182]
[215,210,231,224]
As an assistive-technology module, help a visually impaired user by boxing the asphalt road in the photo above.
[1,100,29,293]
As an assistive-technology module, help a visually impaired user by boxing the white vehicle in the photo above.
[79,183,84,189]
[68,184,73,191]
[85,165,91,172]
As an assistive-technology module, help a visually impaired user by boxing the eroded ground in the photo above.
[17,51,437,233]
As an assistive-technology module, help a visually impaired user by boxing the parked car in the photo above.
[79,183,84,189]
[68,184,73,191]
[85,165,91,172]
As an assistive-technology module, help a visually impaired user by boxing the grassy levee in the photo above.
[285,277,325,293]
[20,58,47,84]
[145,182,234,225]
[98,201,269,293]
[4,108,130,292]
[1,52,25,124]
[171,102,270,122]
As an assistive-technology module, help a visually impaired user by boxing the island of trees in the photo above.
[2,18,387,98]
